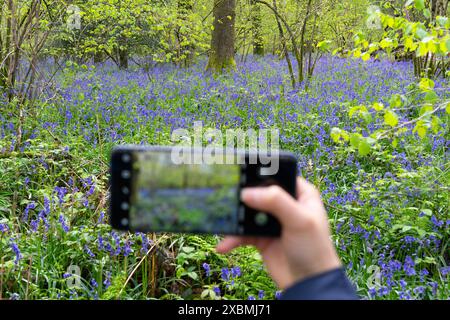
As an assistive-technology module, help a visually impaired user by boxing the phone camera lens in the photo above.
[122,154,131,163]
[121,218,129,227]
[121,170,131,179]
[255,212,268,226]
[121,202,129,210]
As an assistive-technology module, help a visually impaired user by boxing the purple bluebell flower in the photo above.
[202,263,211,277]
[10,240,22,265]
[213,286,221,297]
[275,291,282,300]
[23,202,36,221]
[258,290,265,299]
[231,266,241,278]
[84,245,95,258]
[403,256,416,276]
[123,240,132,256]
[0,223,8,233]
[440,266,450,276]
[103,272,112,289]
[59,214,69,232]
[221,268,230,281]
[90,278,98,288]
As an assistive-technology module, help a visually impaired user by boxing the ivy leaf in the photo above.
[384,110,399,127]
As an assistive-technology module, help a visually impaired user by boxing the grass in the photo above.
[0,55,448,299]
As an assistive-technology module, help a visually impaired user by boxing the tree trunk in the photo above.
[206,0,236,72]
[119,47,128,69]
[273,0,295,88]
[177,0,194,67]
[252,0,264,56]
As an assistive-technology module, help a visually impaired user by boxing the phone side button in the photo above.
[238,206,245,222]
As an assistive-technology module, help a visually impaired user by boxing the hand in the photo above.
[216,177,342,290]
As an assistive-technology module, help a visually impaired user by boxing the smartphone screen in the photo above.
[129,151,241,234]
[110,146,297,237]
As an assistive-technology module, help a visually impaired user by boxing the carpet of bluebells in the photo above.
[0,55,448,300]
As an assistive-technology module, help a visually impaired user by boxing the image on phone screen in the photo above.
[129,151,241,234]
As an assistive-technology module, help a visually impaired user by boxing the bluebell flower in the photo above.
[275,291,282,300]
[221,268,230,281]
[440,266,450,276]
[258,290,265,299]
[103,272,112,289]
[403,256,416,276]
[90,278,98,288]
[123,240,132,256]
[248,295,255,300]
[23,202,36,221]
[58,214,69,232]
[231,266,241,278]
[0,223,8,233]
[10,240,22,265]
[202,263,211,277]
[84,245,95,258]
[213,286,221,297]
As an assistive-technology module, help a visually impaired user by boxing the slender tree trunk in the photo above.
[273,0,295,88]
[119,47,128,69]
[177,0,194,67]
[251,0,264,55]
[206,0,236,72]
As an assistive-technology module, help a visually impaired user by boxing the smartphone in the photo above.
[109,145,297,237]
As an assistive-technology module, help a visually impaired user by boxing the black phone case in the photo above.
[109,145,297,237]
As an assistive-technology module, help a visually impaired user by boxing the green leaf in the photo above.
[415,0,425,10]
[419,78,435,92]
[384,110,399,127]
[392,138,398,148]
[358,139,371,156]
[389,94,402,108]
[361,52,371,61]
[446,103,450,114]
[372,102,384,111]
[380,38,393,49]
[201,290,209,299]
[424,91,438,103]
[330,127,342,143]
[350,133,361,148]
[419,104,433,116]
